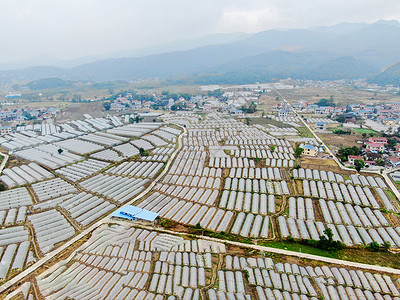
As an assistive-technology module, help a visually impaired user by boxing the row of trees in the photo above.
[316,97,336,107]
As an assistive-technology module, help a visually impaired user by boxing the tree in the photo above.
[332,129,351,135]
[337,146,362,162]
[207,89,223,98]
[245,118,250,126]
[102,102,111,111]
[270,145,276,152]
[362,133,367,138]
[325,228,334,243]
[139,147,149,156]
[57,148,63,155]
[367,242,380,252]
[375,159,385,166]
[316,98,336,107]
[387,138,397,148]
[335,114,346,123]
[354,159,365,172]
[317,228,343,251]
[295,147,304,158]
[383,241,391,251]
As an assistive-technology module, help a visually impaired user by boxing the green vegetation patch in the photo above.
[259,241,400,268]
[259,241,340,259]
[297,126,314,138]
[351,128,378,135]
[248,117,292,128]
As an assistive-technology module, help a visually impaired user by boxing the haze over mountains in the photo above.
[2,20,400,85]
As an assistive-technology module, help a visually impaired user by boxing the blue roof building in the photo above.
[111,205,159,223]
[300,144,318,156]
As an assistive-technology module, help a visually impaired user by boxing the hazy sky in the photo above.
[1,0,400,63]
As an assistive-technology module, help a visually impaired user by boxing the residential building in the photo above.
[348,155,363,165]
[300,144,318,156]
[369,137,388,144]
[315,122,327,130]
[0,126,11,136]
[387,156,400,167]
[278,109,290,117]
[366,142,385,152]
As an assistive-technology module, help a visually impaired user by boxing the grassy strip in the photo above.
[260,241,400,269]
[297,126,314,138]
[258,241,339,259]
[248,117,292,128]
[161,220,400,268]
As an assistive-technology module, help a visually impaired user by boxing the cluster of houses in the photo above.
[109,95,152,111]
[108,93,201,112]
[0,107,60,123]
[345,136,400,168]
[290,100,400,128]
[108,88,262,115]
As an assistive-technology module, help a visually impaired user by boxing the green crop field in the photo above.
[351,128,378,135]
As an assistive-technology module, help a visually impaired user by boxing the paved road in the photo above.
[275,89,352,171]
[0,151,9,174]
[0,125,187,294]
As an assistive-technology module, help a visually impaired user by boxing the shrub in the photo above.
[367,242,380,252]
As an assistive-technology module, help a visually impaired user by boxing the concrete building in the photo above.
[366,142,385,152]
[369,137,388,144]
[301,144,318,156]
[0,126,11,136]
[315,122,327,130]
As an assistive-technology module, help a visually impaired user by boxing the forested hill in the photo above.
[1,20,400,84]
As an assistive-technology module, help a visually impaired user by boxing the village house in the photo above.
[0,126,12,136]
[366,142,385,152]
[278,109,290,117]
[315,122,327,130]
[300,144,318,156]
[348,155,363,165]
[369,137,388,144]
[387,156,400,167]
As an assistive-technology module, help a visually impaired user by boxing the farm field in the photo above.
[15,223,400,299]
[1,111,400,299]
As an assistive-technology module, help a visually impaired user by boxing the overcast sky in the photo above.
[1,0,400,64]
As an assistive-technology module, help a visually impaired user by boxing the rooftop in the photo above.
[301,144,317,150]
[111,205,158,222]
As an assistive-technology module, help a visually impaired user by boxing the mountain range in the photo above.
[2,20,400,85]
